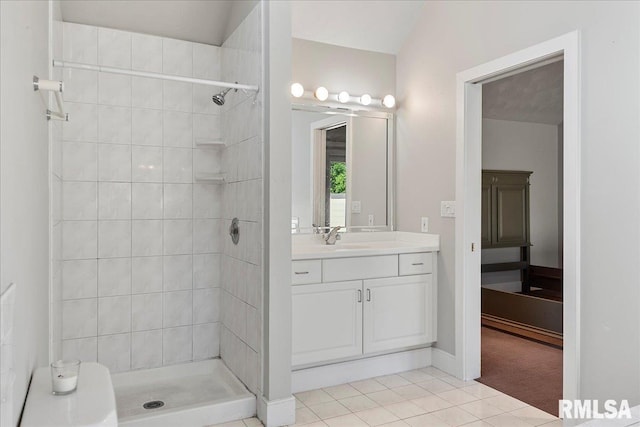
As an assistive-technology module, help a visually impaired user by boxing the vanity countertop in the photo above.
[292,231,440,260]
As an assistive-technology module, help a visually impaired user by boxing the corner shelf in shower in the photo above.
[194,173,226,183]
[195,139,226,148]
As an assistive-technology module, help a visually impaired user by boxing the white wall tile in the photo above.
[193,288,220,324]
[132,146,163,182]
[132,108,163,146]
[62,221,97,260]
[98,73,131,107]
[163,111,193,148]
[163,255,192,291]
[163,219,193,255]
[98,258,132,297]
[246,304,259,351]
[98,182,131,220]
[132,293,163,331]
[98,28,131,68]
[131,330,162,369]
[163,290,192,327]
[193,322,220,360]
[193,43,221,80]
[98,144,131,182]
[245,347,259,393]
[132,34,162,72]
[193,148,221,180]
[132,183,163,219]
[193,254,220,289]
[163,148,193,183]
[163,81,192,112]
[131,256,163,294]
[193,184,222,219]
[132,220,163,256]
[63,23,98,64]
[62,298,97,339]
[164,184,193,219]
[63,103,98,142]
[163,326,192,365]
[98,106,131,144]
[63,182,97,220]
[98,295,131,335]
[63,68,98,103]
[98,333,131,373]
[63,260,98,300]
[162,38,192,77]
[98,220,131,258]
[63,141,97,181]
[193,219,220,254]
[132,77,163,110]
[193,114,222,142]
[62,337,98,363]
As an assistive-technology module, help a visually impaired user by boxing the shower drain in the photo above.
[143,400,165,410]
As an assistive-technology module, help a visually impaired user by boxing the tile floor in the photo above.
[213,366,560,427]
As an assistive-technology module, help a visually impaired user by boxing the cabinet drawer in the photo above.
[292,260,322,285]
[399,252,433,276]
[323,255,398,282]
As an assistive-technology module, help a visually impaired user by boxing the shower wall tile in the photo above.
[132,34,163,73]
[132,108,163,146]
[98,28,132,69]
[97,258,131,297]
[98,333,131,373]
[59,24,225,372]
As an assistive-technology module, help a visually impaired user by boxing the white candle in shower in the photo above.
[51,359,80,395]
[52,373,78,393]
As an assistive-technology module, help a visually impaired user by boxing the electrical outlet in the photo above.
[421,217,429,232]
[351,201,361,214]
[441,201,456,217]
[368,214,374,226]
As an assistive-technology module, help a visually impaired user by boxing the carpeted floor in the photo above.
[477,326,562,416]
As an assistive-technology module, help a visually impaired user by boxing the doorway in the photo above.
[454,31,581,408]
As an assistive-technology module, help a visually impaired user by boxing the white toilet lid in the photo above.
[21,362,117,427]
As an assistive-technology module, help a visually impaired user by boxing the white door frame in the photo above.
[454,31,581,404]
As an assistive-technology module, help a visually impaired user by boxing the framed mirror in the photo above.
[291,104,394,234]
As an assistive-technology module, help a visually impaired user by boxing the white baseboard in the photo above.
[292,348,432,393]
[257,394,295,427]
[431,347,459,378]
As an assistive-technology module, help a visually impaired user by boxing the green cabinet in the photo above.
[482,170,531,249]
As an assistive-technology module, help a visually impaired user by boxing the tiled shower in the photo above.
[50,5,263,395]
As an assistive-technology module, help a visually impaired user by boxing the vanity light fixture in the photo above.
[314,86,329,101]
[382,94,396,108]
[291,83,304,98]
[360,94,372,106]
[338,91,350,103]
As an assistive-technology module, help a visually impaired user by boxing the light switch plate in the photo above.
[368,214,374,226]
[351,201,361,214]
[421,217,429,232]
[441,201,456,217]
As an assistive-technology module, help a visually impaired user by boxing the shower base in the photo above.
[112,359,255,426]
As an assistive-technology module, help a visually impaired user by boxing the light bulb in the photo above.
[290,83,304,98]
[314,86,329,101]
[360,94,372,106]
[382,94,396,108]
[338,91,350,103]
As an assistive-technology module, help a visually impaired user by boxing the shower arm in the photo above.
[53,60,259,93]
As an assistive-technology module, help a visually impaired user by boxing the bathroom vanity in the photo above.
[291,232,439,391]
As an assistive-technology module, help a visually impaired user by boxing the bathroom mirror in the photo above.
[291,104,394,233]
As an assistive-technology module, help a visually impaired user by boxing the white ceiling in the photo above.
[60,0,258,46]
[291,0,426,55]
[483,61,564,125]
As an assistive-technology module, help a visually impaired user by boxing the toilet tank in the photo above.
[21,362,117,427]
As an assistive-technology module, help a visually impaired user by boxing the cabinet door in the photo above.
[363,275,434,354]
[494,182,528,246]
[292,281,363,366]
[481,175,493,248]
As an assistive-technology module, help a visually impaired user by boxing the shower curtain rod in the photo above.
[53,60,260,92]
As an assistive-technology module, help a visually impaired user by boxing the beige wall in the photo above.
[0,1,52,423]
[396,1,640,403]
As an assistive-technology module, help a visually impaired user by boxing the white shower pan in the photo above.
[112,359,255,427]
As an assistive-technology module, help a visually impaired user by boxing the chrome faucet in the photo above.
[323,226,342,245]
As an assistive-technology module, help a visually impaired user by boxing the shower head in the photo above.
[212,85,238,106]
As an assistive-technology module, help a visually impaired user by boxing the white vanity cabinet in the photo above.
[291,250,437,368]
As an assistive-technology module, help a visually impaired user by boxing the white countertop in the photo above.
[292,231,440,260]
